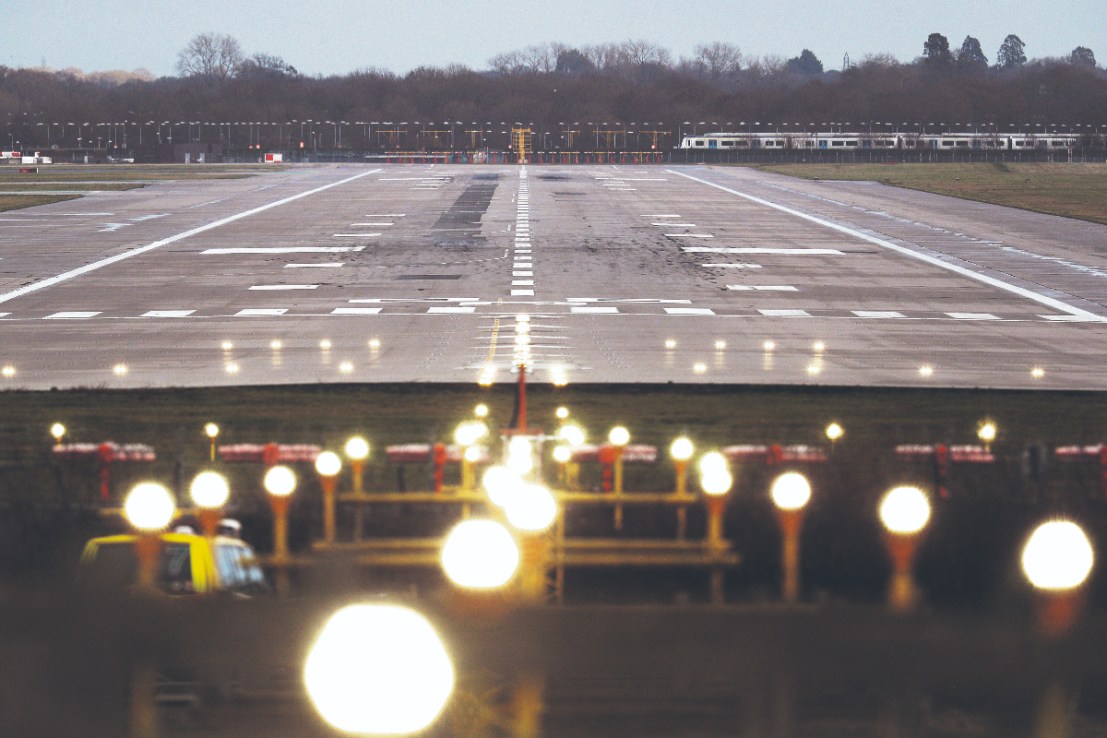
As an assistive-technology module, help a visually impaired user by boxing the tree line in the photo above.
[1,33,1104,155]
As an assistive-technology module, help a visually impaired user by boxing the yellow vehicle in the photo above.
[78,531,268,596]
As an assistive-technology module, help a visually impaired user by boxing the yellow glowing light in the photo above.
[762,340,776,351]
[50,423,66,441]
[1,365,14,378]
[1031,367,1045,379]
[189,471,230,509]
[345,436,370,461]
[771,472,812,511]
[339,361,354,374]
[368,338,381,349]
[514,335,530,347]
[113,363,128,376]
[806,363,822,376]
[454,421,488,447]
[124,482,176,532]
[609,426,630,447]
[264,465,296,497]
[320,339,332,350]
[515,321,530,334]
[552,445,572,464]
[977,421,997,444]
[879,486,931,535]
[813,341,826,353]
[701,470,733,497]
[670,437,694,462]
[270,339,283,350]
[918,365,934,378]
[507,437,534,475]
[698,451,728,477]
[505,483,558,532]
[693,362,707,374]
[664,338,677,349]
[464,445,482,463]
[1021,520,1095,591]
[714,340,727,350]
[478,368,495,387]
[204,422,219,439]
[315,451,342,477]
[304,604,455,735]
[516,314,530,323]
[555,406,570,420]
[221,341,234,351]
[825,422,844,442]
[482,466,521,508]
[558,424,586,447]
[474,403,489,419]
[551,369,569,387]
[442,519,520,589]
[225,362,240,375]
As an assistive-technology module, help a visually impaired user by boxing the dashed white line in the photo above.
[331,307,382,316]
[664,307,716,316]
[758,309,811,317]
[142,310,195,318]
[236,308,288,317]
[571,306,620,314]
[946,312,1000,320]
[683,247,844,255]
[702,263,762,269]
[45,311,100,319]
[333,233,381,238]
[853,310,907,319]
[0,169,381,306]
[512,289,535,296]
[726,285,798,292]
[667,233,714,238]
[285,263,345,269]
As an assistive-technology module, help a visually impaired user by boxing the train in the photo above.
[678,131,1099,152]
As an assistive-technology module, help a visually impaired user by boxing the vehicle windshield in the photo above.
[80,542,195,595]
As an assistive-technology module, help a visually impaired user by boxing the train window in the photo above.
[694,141,705,147]
[845,141,858,147]
[956,141,968,147]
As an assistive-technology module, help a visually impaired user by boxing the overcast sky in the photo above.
[6,0,1104,76]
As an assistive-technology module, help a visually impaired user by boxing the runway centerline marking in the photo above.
[285,263,345,269]
[0,169,382,305]
[669,169,1105,321]
[249,284,319,291]
[683,247,844,255]
[142,310,196,318]
[203,246,365,254]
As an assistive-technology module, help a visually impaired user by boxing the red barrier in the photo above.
[218,443,322,464]
[53,442,157,502]
[895,444,993,499]
[722,445,828,463]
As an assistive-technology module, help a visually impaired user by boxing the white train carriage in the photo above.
[679,131,1088,152]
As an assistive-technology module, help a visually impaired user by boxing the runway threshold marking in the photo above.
[0,169,382,306]
[669,169,1106,322]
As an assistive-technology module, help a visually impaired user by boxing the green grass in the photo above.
[0,194,81,211]
[758,162,1107,225]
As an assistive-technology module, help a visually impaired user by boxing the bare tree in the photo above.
[693,42,743,82]
[176,33,243,81]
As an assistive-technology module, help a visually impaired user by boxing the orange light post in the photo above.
[770,472,812,604]
[879,486,931,613]
[670,437,695,540]
[1021,519,1095,638]
[699,452,733,605]
[264,465,296,595]
[344,436,370,541]
[204,422,220,462]
[189,471,230,538]
[609,427,630,530]
[123,482,177,589]
[50,422,66,448]
[315,451,342,544]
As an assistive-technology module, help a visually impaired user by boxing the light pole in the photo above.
[670,437,695,539]
[50,422,66,447]
[454,421,488,492]
[608,426,630,529]
[123,482,177,589]
[699,452,733,605]
[344,436,369,541]
[770,472,812,604]
[204,422,219,462]
[189,470,229,538]
[504,483,558,603]
[315,451,342,544]
[264,465,296,594]
[879,486,931,613]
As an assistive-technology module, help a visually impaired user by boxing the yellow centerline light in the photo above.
[204,422,220,461]
[315,451,342,544]
[304,604,455,735]
[770,472,811,604]
[189,470,230,537]
[879,485,931,613]
[1022,519,1095,637]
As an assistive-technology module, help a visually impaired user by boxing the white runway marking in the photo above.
[513,280,535,286]
[351,222,393,227]
[331,307,382,315]
[670,169,1106,321]
[853,310,907,319]
[667,233,714,238]
[366,214,405,217]
[45,311,100,319]
[428,306,476,314]
[654,223,697,227]
[130,214,168,222]
[946,312,1000,320]
[643,214,681,218]
[0,170,382,306]
[333,233,381,238]
[572,306,619,314]
[249,284,319,291]
[513,271,533,277]
[684,247,844,255]
[664,307,716,315]
[142,310,195,318]
[285,263,345,269]
[512,289,535,296]
[758,309,811,317]
[727,285,798,291]
[0,312,10,318]
[203,246,364,254]
[236,308,288,316]
[702,263,762,269]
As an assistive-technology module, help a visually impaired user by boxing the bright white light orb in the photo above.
[879,486,931,535]
[825,422,844,441]
[670,437,694,462]
[608,426,630,447]
[505,484,558,533]
[315,451,342,477]
[124,482,176,532]
[1022,520,1095,591]
[701,470,733,497]
[771,472,811,511]
[345,436,370,461]
[558,425,586,447]
[189,471,230,509]
[441,519,520,589]
[304,604,455,735]
[507,437,534,475]
[552,445,572,464]
[264,466,296,497]
[50,422,66,440]
[698,451,728,476]
[482,465,521,507]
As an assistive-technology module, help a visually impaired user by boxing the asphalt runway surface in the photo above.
[1,163,1106,390]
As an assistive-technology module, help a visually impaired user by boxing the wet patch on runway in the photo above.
[431,176,499,248]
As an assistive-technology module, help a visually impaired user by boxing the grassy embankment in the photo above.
[758,162,1107,225]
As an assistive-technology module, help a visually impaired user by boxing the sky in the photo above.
[6,0,1104,77]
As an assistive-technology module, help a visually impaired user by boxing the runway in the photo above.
[1,163,1105,390]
